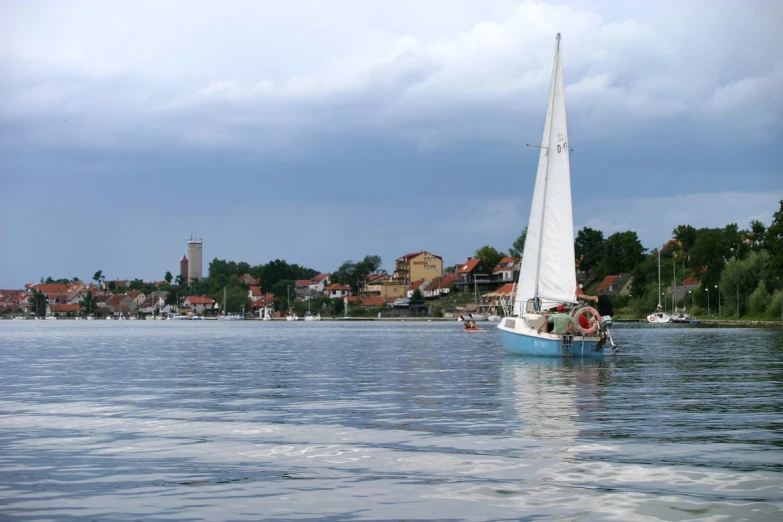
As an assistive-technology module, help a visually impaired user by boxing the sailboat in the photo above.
[304,286,321,321]
[285,286,298,321]
[217,287,243,320]
[497,34,615,357]
[647,249,672,324]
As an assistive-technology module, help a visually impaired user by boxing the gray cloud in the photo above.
[1,0,781,286]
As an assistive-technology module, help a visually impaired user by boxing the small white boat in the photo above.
[286,313,299,321]
[304,313,321,321]
[671,311,692,323]
[487,314,502,322]
[647,250,672,324]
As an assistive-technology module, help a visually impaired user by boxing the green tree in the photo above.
[574,227,604,273]
[719,250,769,317]
[212,285,252,314]
[92,270,104,287]
[602,231,645,275]
[81,291,99,317]
[509,227,527,259]
[748,219,766,251]
[410,288,425,305]
[175,274,184,286]
[164,271,173,284]
[748,280,770,316]
[331,255,383,293]
[32,290,48,317]
[689,228,732,288]
[673,225,697,255]
[764,200,783,280]
[474,245,505,272]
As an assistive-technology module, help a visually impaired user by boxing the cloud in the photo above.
[1,1,781,152]
[1,1,782,287]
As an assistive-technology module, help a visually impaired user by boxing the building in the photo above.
[492,256,519,283]
[183,295,214,314]
[393,251,443,285]
[180,255,188,282]
[324,284,352,299]
[187,236,203,283]
[456,258,494,292]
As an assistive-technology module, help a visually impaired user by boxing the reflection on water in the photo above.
[0,321,781,521]
[506,356,613,442]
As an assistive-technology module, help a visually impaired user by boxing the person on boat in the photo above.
[579,288,613,317]
[538,304,573,334]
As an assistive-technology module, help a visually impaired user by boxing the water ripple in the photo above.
[1,320,782,521]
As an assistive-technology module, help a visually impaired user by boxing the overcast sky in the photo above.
[1,0,781,287]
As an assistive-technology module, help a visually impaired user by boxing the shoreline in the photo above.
[9,316,781,327]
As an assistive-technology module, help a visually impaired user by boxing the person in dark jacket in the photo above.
[581,289,613,317]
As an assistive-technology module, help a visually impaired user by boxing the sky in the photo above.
[1,0,781,287]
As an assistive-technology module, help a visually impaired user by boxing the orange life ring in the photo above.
[572,306,600,335]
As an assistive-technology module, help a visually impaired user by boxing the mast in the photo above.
[657,248,662,307]
[533,33,562,304]
[514,33,575,313]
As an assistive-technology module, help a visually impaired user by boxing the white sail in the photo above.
[514,34,577,315]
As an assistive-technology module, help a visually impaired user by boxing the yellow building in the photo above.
[393,251,443,285]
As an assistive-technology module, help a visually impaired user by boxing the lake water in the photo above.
[1,321,782,521]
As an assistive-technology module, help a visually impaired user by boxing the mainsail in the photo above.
[513,34,577,315]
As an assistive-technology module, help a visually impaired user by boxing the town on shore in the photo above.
[2,202,782,322]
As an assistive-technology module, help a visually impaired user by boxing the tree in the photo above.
[689,228,732,288]
[92,270,104,287]
[509,227,527,259]
[602,231,645,275]
[331,255,383,293]
[271,279,294,312]
[574,227,604,273]
[164,271,173,284]
[32,289,48,317]
[212,285,252,314]
[175,274,184,286]
[720,250,769,317]
[474,245,505,272]
[749,219,766,251]
[764,200,783,280]
[673,225,697,255]
[81,291,99,317]
[410,288,425,305]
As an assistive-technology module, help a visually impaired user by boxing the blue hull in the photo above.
[499,329,604,358]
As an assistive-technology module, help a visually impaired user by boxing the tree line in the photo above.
[465,200,783,319]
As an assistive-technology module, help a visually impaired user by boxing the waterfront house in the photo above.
[248,286,264,301]
[126,290,147,307]
[324,284,352,299]
[407,279,428,299]
[492,257,519,283]
[238,273,260,286]
[51,303,83,317]
[309,273,331,293]
[596,274,633,296]
[456,258,493,292]
[183,296,215,314]
[393,251,443,285]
